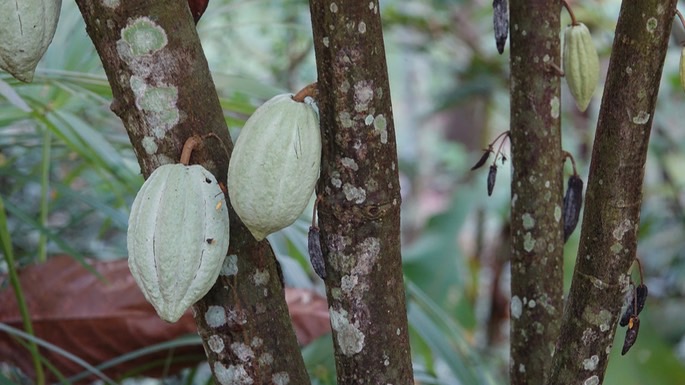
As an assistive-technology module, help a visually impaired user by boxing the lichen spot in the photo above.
[523,232,536,252]
[519,364,525,373]
[584,375,600,385]
[343,183,366,204]
[330,308,365,356]
[511,296,523,319]
[354,80,374,112]
[221,254,238,276]
[611,243,623,254]
[252,269,270,286]
[339,111,353,128]
[231,342,255,362]
[138,86,178,114]
[365,114,374,125]
[554,205,562,222]
[583,355,599,371]
[550,96,560,119]
[646,17,657,33]
[205,306,227,328]
[613,219,632,240]
[373,114,388,144]
[121,17,168,56]
[522,213,535,230]
[341,157,359,171]
[213,363,254,385]
[323,37,329,47]
[272,372,290,385]
[358,21,366,33]
[632,111,650,125]
[208,335,224,353]
[141,136,158,154]
[528,299,536,308]
[259,352,274,366]
[330,3,338,12]
[101,0,120,8]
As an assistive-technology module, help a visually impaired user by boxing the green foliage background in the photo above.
[1,0,685,384]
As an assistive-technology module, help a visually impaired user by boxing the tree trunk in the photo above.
[73,1,309,383]
[547,1,677,384]
[509,2,564,384]
[308,1,414,383]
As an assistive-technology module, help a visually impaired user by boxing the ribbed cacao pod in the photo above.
[228,94,321,241]
[127,164,230,323]
[563,23,599,112]
[0,0,62,82]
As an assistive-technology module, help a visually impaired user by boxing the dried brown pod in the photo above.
[487,165,498,196]
[471,151,491,170]
[308,226,326,279]
[621,316,640,355]
[493,0,509,54]
[620,283,648,327]
[562,174,584,242]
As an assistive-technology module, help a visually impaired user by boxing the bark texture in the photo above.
[509,2,564,384]
[308,1,414,383]
[546,1,677,384]
[74,1,309,384]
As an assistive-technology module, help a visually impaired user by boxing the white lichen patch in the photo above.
[330,3,338,12]
[205,306,226,328]
[582,328,598,345]
[550,96,560,119]
[354,80,374,112]
[352,237,380,275]
[272,372,290,385]
[646,17,657,33]
[258,352,274,366]
[583,355,599,371]
[323,37,330,47]
[231,342,255,362]
[343,183,366,204]
[120,17,168,56]
[373,114,388,144]
[612,219,633,240]
[341,274,359,293]
[129,76,179,137]
[554,205,562,222]
[528,299,536,308]
[102,0,120,8]
[610,243,623,254]
[339,111,353,128]
[221,255,239,276]
[522,213,535,230]
[252,269,270,286]
[364,114,374,125]
[331,172,342,188]
[330,308,365,356]
[523,232,536,252]
[208,335,225,353]
[251,337,263,348]
[141,136,158,154]
[519,364,526,373]
[226,306,248,327]
[584,375,600,385]
[358,21,367,33]
[341,157,359,171]
[511,296,523,319]
[214,362,254,385]
[632,111,650,125]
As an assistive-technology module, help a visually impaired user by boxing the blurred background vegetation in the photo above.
[1,0,685,383]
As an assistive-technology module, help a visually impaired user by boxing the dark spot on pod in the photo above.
[621,316,640,355]
[562,175,584,242]
[308,226,326,279]
[206,238,214,244]
[620,283,648,327]
[471,151,491,170]
[493,0,509,54]
[205,177,212,184]
[487,165,498,196]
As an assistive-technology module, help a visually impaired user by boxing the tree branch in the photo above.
[73,1,309,383]
[509,2,564,384]
[547,1,677,383]
[308,0,414,383]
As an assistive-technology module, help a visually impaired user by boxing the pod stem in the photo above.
[562,150,578,176]
[180,135,202,165]
[311,194,323,228]
[634,257,644,285]
[561,0,578,26]
[293,82,319,103]
[677,10,685,33]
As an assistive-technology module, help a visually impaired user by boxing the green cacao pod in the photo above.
[0,0,62,82]
[127,164,230,323]
[228,94,321,241]
[563,23,599,112]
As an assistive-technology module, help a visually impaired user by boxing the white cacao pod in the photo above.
[228,94,321,241]
[563,22,599,112]
[127,164,230,323]
[0,0,62,82]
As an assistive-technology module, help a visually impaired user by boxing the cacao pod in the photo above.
[0,0,62,82]
[563,23,599,112]
[127,164,229,323]
[228,93,321,241]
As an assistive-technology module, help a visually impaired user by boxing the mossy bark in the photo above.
[308,1,414,383]
[546,1,677,384]
[509,2,563,384]
[74,1,309,383]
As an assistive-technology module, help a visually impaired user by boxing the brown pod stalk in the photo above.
[562,174,583,242]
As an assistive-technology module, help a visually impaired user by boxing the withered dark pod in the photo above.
[620,283,648,327]
[487,165,498,196]
[621,316,640,355]
[562,174,584,242]
[308,226,326,279]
